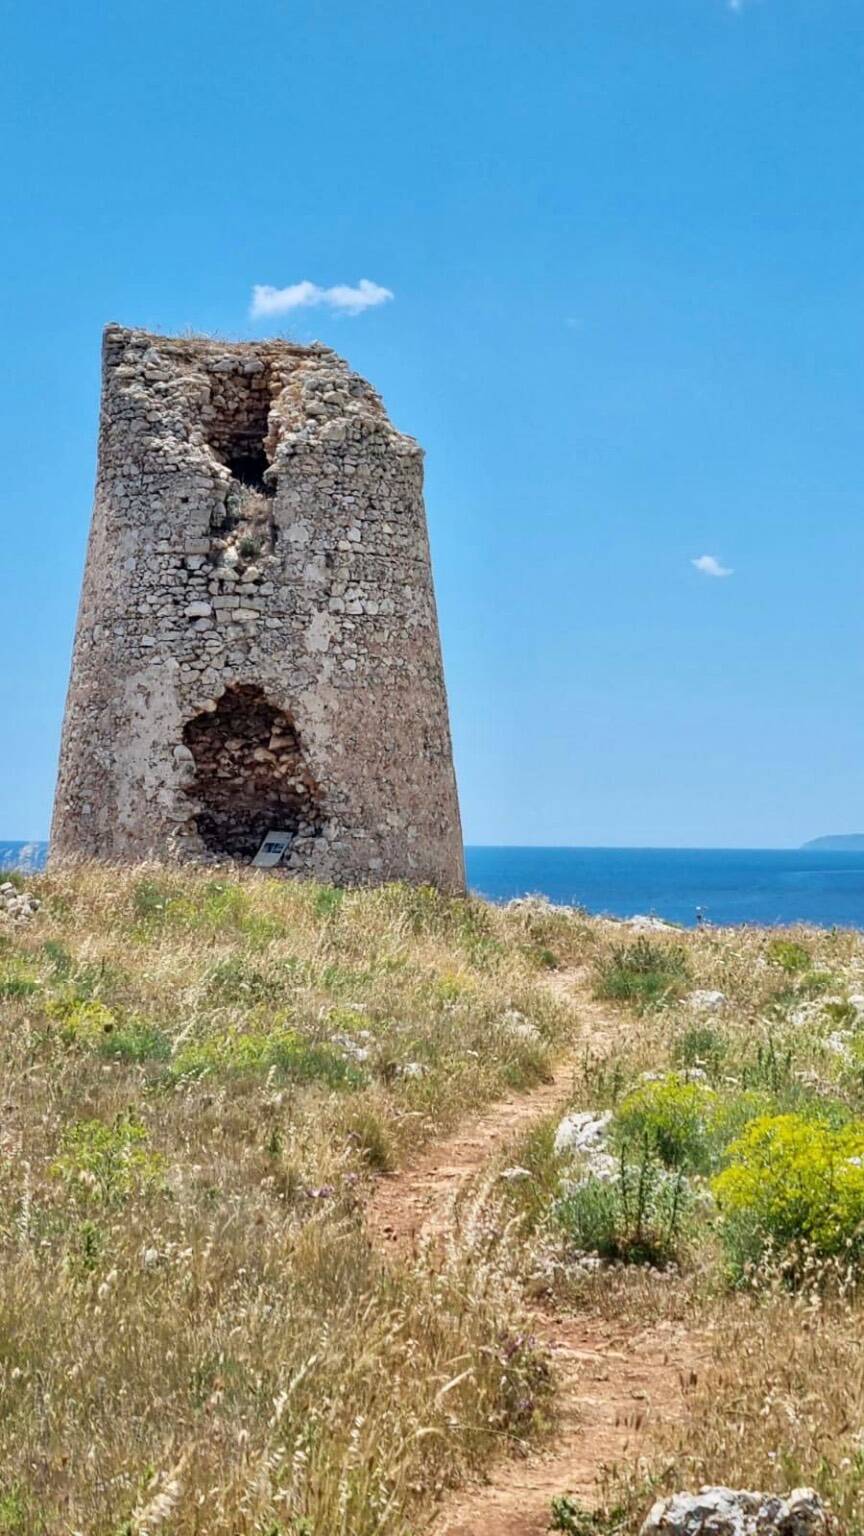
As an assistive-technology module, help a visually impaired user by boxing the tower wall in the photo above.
[51,326,465,890]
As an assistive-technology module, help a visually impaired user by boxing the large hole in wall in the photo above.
[182,686,323,863]
[205,363,276,496]
[204,362,278,558]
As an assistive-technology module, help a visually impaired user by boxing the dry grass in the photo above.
[491,914,864,1532]
[5,869,864,1532]
[0,865,588,1536]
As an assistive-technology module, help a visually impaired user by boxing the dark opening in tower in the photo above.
[183,686,323,863]
[205,361,276,495]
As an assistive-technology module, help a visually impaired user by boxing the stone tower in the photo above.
[51,326,464,889]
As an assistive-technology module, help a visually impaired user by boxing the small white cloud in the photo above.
[250,278,394,319]
[692,554,734,578]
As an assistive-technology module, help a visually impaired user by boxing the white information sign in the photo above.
[252,830,293,869]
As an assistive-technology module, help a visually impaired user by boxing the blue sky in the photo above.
[2,0,863,847]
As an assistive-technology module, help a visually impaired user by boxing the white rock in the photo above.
[639,1485,828,1535]
[329,1033,369,1064]
[559,1150,619,1193]
[789,1001,824,1028]
[0,886,41,922]
[628,914,674,932]
[687,990,727,1012]
[499,1166,532,1184]
[501,1008,541,1043]
[554,1110,613,1158]
[825,1031,853,1057]
[398,1061,426,1080]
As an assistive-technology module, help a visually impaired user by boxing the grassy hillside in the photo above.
[0,865,584,1536]
[3,867,864,1533]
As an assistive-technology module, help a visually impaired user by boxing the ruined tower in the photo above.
[51,326,465,889]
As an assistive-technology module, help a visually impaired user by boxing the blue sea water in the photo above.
[0,841,47,874]
[465,846,864,929]
[4,841,864,930]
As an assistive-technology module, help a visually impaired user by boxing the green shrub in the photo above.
[825,998,863,1029]
[98,1020,171,1063]
[48,996,117,1040]
[549,1497,597,1534]
[614,1073,716,1172]
[313,885,344,919]
[709,1089,776,1151]
[52,1115,166,1205]
[798,969,835,997]
[713,1112,864,1276]
[206,954,297,1003]
[555,1149,691,1267]
[132,876,172,922]
[767,938,811,974]
[0,1484,30,1535]
[131,878,280,943]
[672,1024,728,1077]
[740,1033,797,1097]
[594,938,689,1009]
[171,1028,365,1089]
[0,975,40,1000]
[40,939,73,978]
[549,1498,631,1535]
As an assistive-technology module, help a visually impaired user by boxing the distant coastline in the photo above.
[801,835,864,851]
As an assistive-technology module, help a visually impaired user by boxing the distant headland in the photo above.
[801,834,864,851]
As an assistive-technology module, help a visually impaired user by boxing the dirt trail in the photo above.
[367,980,700,1536]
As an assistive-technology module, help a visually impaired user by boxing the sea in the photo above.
[3,840,864,930]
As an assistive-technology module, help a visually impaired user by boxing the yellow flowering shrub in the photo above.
[615,1073,717,1171]
[713,1113,864,1271]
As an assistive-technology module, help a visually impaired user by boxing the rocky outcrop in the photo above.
[640,1486,830,1535]
[0,883,41,921]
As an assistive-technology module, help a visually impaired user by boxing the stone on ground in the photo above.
[639,1486,829,1535]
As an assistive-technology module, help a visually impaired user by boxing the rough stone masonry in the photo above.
[51,326,465,889]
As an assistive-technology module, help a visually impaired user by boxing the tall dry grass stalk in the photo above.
[0,865,586,1534]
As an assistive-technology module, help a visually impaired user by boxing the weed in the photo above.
[0,1485,29,1535]
[550,1494,596,1532]
[171,1028,365,1089]
[767,938,811,974]
[0,976,39,1000]
[549,1496,630,1534]
[344,1107,394,1171]
[594,938,689,1010]
[672,1024,727,1077]
[313,886,344,919]
[614,1073,716,1172]
[52,1114,166,1204]
[556,1144,691,1267]
[98,1021,171,1064]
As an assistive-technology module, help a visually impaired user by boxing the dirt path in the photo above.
[367,981,699,1536]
